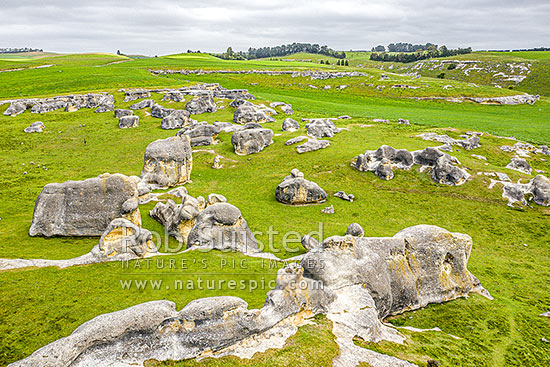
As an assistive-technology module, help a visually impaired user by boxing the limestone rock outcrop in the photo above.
[123,90,151,102]
[417,132,481,150]
[177,123,222,146]
[3,93,114,115]
[29,173,141,237]
[233,101,275,124]
[129,99,154,110]
[141,136,193,188]
[489,174,550,207]
[296,138,330,153]
[187,203,259,253]
[151,103,175,118]
[354,145,471,185]
[114,109,133,118]
[304,118,342,139]
[275,169,327,205]
[506,157,532,174]
[161,110,193,130]
[11,224,489,367]
[118,115,139,128]
[231,123,273,155]
[185,95,217,114]
[282,118,299,132]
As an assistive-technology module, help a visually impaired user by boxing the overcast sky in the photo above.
[1,0,549,55]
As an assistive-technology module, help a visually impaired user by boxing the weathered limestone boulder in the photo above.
[150,194,205,243]
[24,121,45,133]
[282,118,299,132]
[31,100,66,113]
[280,104,294,115]
[162,91,185,102]
[187,203,259,253]
[506,157,532,174]
[301,235,321,251]
[490,174,550,207]
[161,110,193,130]
[177,123,222,146]
[95,218,157,259]
[130,99,154,110]
[354,145,470,185]
[29,173,141,237]
[233,101,275,124]
[304,118,341,139]
[275,169,327,205]
[123,90,151,102]
[296,138,330,153]
[141,136,193,188]
[185,95,217,114]
[397,118,410,125]
[12,224,488,367]
[151,103,175,118]
[118,115,139,129]
[3,101,28,116]
[114,109,133,118]
[231,124,273,155]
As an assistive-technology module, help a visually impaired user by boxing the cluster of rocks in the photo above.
[231,123,273,155]
[412,94,539,105]
[141,135,193,188]
[304,118,342,139]
[2,93,115,116]
[275,169,327,205]
[417,132,481,151]
[151,69,368,80]
[185,95,217,114]
[121,83,255,101]
[500,142,550,157]
[489,174,550,207]
[11,224,489,367]
[24,121,45,133]
[354,145,471,185]
[150,191,259,253]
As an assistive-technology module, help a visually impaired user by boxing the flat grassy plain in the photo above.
[0,52,548,366]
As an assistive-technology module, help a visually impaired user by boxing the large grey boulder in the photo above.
[231,124,273,155]
[355,145,414,180]
[177,123,222,146]
[305,118,342,139]
[506,157,532,174]
[275,169,327,205]
[141,136,193,188]
[185,95,217,114]
[187,203,259,253]
[4,101,28,116]
[24,121,45,133]
[161,110,193,129]
[233,101,275,124]
[151,103,175,118]
[282,118,299,132]
[114,109,132,118]
[29,173,141,237]
[129,99,154,110]
[123,90,151,102]
[118,115,139,129]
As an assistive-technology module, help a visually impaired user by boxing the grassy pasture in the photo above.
[0,52,548,366]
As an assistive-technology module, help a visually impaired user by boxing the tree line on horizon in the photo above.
[370,45,472,63]
[215,43,346,60]
[0,47,43,54]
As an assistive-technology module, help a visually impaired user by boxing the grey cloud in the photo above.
[0,0,548,54]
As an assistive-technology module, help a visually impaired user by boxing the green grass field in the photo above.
[0,52,548,366]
